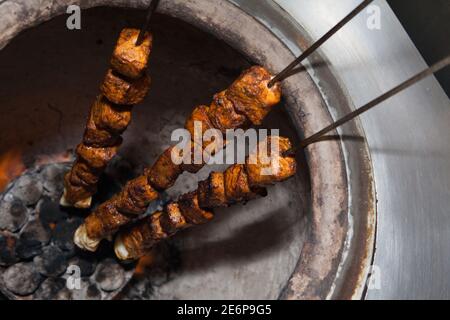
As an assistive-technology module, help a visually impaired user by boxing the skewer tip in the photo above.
[135,0,161,46]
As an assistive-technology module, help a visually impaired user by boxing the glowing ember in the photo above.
[134,254,155,277]
[0,148,25,192]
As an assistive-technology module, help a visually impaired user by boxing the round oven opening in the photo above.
[0,1,376,300]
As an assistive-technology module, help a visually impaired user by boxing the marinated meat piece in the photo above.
[208,91,248,132]
[70,160,99,186]
[226,66,281,125]
[147,146,183,190]
[223,164,254,203]
[197,172,227,208]
[83,114,119,147]
[185,105,214,138]
[160,203,189,235]
[246,136,297,186]
[76,143,121,170]
[148,212,168,242]
[177,192,214,225]
[101,69,151,105]
[63,173,96,205]
[111,28,153,79]
[182,106,216,173]
[85,196,130,240]
[179,140,207,174]
[115,175,158,214]
[91,95,132,133]
[115,218,156,259]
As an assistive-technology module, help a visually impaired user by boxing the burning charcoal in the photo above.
[86,284,101,300]
[0,196,28,232]
[95,259,125,292]
[52,219,82,253]
[0,234,18,266]
[34,246,68,277]
[38,197,68,226]
[34,277,66,300]
[68,255,97,277]
[10,175,43,206]
[3,262,43,296]
[16,239,43,260]
[20,219,51,245]
[41,164,66,196]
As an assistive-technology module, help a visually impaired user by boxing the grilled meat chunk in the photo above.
[84,196,130,241]
[101,69,151,105]
[208,91,248,132]
[63,173,96,205]
[246,136,297,186]
[160,203,189,235]
[226,66,281,125]
[83,114,119,147]
[91,95,132,133]
[197,172,227,208]
[115,175,159,215]
[177,192,214,225]
[69,160,100,186]
[76,143,121,170]
[147,146,183,190]
[111,29,153,79]
[185,105,214,138]
[224,164,254,204]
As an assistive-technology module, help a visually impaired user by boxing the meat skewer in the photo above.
[61,28,153,208]
[74,66,282,251]
[114,135,297,260]
[69,0,381,249]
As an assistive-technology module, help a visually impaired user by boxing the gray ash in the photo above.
[0,197,28,232]
[3,262,43,296]
[0,163,134,300]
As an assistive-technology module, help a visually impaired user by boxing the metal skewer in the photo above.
[268,0,373,87]
[135,0,161,46]
[297,55,450,149]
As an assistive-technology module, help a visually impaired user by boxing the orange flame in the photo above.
[134,254,155,277]
[0,148,25,192]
